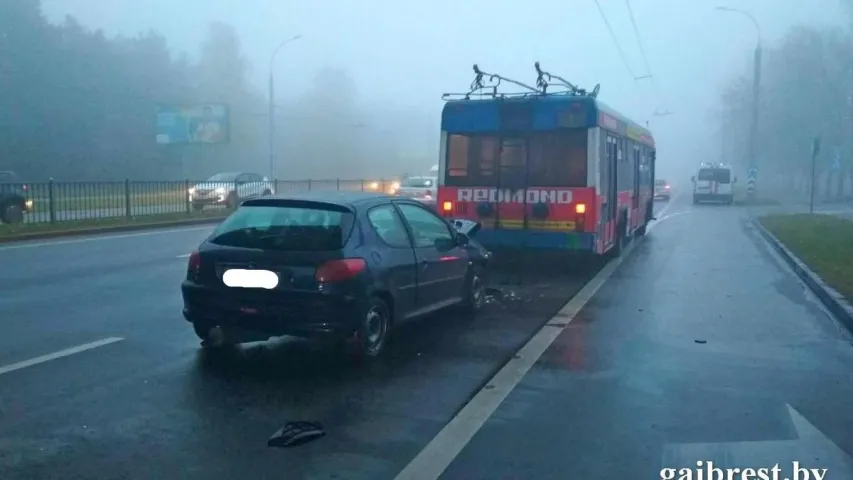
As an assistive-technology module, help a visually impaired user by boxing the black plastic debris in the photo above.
[268,421,325,448]
[694,340,707,344]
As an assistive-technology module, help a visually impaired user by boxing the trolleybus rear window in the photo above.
[444,130,587,187]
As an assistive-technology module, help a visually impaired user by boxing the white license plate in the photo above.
[222,269,279,289]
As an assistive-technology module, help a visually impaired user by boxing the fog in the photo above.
[5,0,849,190]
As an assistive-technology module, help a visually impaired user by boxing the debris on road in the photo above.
[268,421,326,448]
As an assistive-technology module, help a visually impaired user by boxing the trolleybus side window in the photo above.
[528,130,587,187]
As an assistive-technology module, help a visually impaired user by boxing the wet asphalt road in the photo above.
[440,195,853,479]
[0,212,619,479]
[7,196,850,480]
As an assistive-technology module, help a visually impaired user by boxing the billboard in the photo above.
[156,104,230,144]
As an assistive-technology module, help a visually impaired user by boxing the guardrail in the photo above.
[1,179,400,225]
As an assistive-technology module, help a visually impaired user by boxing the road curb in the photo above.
[0,216,227,244]
[753,219,853,333]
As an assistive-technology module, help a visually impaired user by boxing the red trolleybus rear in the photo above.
[436,63,656,257]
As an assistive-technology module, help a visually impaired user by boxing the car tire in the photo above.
[262,189,271,196]
[1,201,24,224]
[192,204,204,212]
[459,266,486,314]
[193,322,231,349]
[353,296,391,358]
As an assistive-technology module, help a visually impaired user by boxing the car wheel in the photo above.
[460,266,485,314]
[192,204,204,212]
[262,189,271,196]
[1,202,23,224]
[353,297,391,358]
[193,322,230,349]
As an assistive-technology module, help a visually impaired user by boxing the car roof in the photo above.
[247,190,396,209]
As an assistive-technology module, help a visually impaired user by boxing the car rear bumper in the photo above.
[693,193,733,202]
[181,282,363,341]
[653,192,670,199]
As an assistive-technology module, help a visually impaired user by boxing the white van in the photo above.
[692,163,736,205]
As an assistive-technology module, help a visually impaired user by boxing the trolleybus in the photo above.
[436,63,656,257]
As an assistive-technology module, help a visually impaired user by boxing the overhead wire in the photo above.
[622,0,672,120]
[624,0,654,81]
[592,0,638,80]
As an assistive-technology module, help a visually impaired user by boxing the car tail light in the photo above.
[442,201,453,214]
[315,258,366,283]
[665,185,670,190]
[575,203,586,214]
[187,250,201,280]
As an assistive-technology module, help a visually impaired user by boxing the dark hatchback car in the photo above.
[181,191,490,357]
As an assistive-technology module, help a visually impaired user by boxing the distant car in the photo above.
[395,176,438,203]
[188,172,273,211]
[0,170,31,224]
[181,191,490,358]
[654,179,671,201]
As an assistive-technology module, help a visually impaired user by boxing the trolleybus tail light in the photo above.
[574,203,586,232]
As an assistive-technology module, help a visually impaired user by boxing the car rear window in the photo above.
[655,179,667,186]
[209,201,354,251]
[698,168,731,183]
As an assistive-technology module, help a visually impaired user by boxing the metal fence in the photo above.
[1,179,401,225]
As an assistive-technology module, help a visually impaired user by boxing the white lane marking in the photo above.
[394,241,633,480]
[647,210,690,234]
[0,225,213,251]
[0,337,124,376]
[653,193,680,220]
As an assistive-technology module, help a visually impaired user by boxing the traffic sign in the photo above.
[831,149,842,172]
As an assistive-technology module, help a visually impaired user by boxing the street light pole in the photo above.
[716,6,761,198]
[268,34,302,181]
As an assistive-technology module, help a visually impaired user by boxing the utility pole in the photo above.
[716,7,761,200]
[810,136,820,213]
[268,35,302,181]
